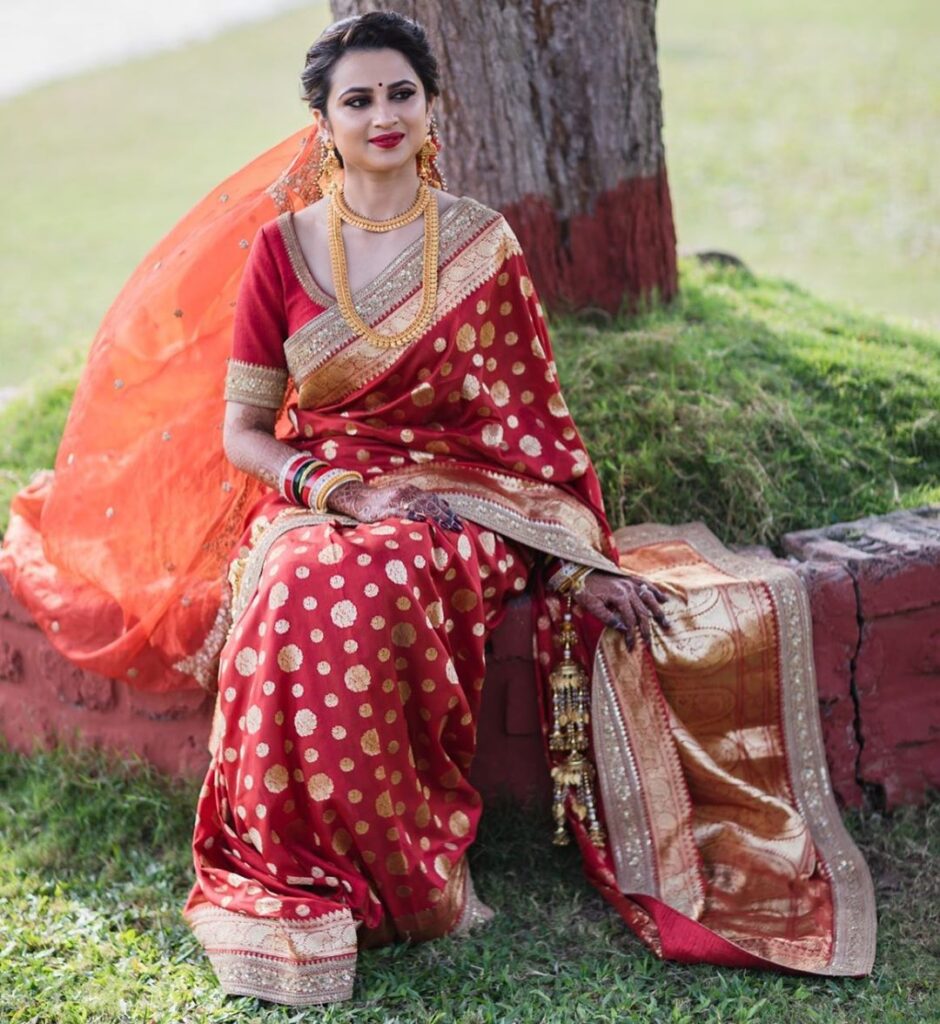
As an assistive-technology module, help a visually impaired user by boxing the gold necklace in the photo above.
[334,182,430,232]
[328,190,439,349]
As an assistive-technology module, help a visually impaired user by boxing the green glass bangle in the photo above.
[291,459,328,504]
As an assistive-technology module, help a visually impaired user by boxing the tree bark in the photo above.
[330,0,677,315]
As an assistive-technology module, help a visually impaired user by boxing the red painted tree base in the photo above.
[502,168,679,316]
[2,505,938,810]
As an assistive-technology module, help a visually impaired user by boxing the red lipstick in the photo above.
[369,133,405,148]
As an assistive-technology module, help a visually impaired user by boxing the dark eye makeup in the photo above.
[346,89,416,108]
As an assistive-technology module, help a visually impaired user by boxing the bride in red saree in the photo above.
[0,11,875,1008]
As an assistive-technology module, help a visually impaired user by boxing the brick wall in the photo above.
[783,505,940,808]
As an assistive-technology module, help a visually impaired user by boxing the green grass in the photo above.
[0,739,936,1023]
[659,0,940,332]
[3,256,937,548]
[551,258,940,548]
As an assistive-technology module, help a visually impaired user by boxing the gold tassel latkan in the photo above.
[548,591,606,849]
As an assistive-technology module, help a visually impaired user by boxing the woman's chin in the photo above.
[354,148,418,174]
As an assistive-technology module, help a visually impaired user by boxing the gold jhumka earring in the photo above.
[417,116,447,191]
[317,134,342,198]
[548,589,607,848]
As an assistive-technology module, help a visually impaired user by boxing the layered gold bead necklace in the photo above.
[328,181,439,349]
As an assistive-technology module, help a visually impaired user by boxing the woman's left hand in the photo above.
[571,571,672,651]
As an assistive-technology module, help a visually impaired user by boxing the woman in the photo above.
[0,12,875,1009]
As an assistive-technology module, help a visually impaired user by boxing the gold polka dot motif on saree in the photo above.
[190,515,531,943]
[456,323,476,352]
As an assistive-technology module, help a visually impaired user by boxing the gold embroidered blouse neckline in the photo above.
[280,195,469,309]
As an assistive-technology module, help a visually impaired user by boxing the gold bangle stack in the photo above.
[552,563,595,596]
[313,469,363,512]
[327,182,440,350]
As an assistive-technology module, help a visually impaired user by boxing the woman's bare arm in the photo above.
[222,400,295,490]
[221,400,462,530]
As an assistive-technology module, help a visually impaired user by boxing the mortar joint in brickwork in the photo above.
[844,559,883,812]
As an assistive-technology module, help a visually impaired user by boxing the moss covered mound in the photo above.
[2,257,938,548]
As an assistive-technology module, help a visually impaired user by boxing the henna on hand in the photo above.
[326,480,463,532]
[572,571,671,651]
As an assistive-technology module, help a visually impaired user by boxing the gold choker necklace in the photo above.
[327,190,439,349]
[334,182,430,233]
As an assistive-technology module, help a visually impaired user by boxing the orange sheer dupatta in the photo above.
[0,129,324,693]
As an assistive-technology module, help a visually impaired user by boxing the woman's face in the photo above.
[317,47,432,176]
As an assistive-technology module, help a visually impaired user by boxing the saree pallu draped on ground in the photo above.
[0,128,875,1004]
[532,525,876,978]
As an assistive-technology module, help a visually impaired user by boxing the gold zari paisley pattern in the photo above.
[594,521,877,976]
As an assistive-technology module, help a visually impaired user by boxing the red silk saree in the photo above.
[0,129,876,1005]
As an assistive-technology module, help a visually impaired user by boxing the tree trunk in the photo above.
[330,0,677,315]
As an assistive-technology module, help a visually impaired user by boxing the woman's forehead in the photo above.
[330,47,417,94]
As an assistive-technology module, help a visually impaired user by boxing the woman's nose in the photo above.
[372,101,399,127]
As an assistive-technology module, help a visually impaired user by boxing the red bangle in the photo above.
[297,463,333,508]
[280,455,329,505]
[278,453,309,502]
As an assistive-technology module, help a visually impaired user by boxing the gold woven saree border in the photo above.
[591,642,660,898]
[297,214,518,409]
[224,358,289,409]
[373,463,627,573]
[612,521,877,977]
[173,587,232,692]
[184,902,357,1005]
[228,506,359,627]
[593,633,706,919]
[277,198,512,407]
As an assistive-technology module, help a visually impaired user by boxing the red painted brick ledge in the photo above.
[782,504,940,809]
[2,504,937,810]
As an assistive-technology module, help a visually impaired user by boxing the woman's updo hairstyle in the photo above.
[301,12,441,171]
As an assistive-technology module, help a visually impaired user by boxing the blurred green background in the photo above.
[660,0,939,332]
[0,0,937,389]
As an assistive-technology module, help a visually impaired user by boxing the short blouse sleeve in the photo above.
[223,224,290,409]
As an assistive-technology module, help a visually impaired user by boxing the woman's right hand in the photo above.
[325,480,464,532]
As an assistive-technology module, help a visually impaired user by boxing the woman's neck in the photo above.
[340,167,426,222]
